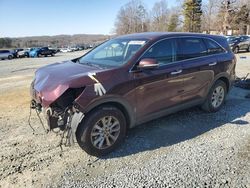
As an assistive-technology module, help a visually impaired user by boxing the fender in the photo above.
[74,85,136,128]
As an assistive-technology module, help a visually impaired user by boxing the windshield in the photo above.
[227,37,236,43]
[78,39,147,68]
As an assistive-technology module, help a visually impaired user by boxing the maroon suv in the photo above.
[31,32,236,156]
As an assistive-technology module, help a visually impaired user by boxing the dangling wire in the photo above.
[35,108,48,133]
[28,103,35,132]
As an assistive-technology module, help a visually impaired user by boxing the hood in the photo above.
[34,60,105,107]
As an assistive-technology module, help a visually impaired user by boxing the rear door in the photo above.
[239,38,250,50]
[176,37,217,103]
[133,38,185,121]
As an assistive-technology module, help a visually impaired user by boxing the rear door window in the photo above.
[176,38,207,61]
[142,39,176,66]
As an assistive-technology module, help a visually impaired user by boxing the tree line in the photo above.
[114,0,250,35]
[0,34,109,49]
[1,0,249,49]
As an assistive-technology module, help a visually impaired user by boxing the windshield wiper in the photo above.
[79,61,104,69]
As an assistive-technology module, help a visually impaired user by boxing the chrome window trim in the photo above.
[130,35,228,72]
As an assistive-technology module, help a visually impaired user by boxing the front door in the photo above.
[133,38,184,121]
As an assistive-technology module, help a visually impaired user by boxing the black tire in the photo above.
[247,45,250,52]
[234,46,239,53]
[8,55,13,60]
[51,53,54,56]
[76,105,127,157]
[37,53,41,57]
[202,80,227,113]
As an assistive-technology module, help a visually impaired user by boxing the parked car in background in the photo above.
[235,36,250,53]
[29,48,40,58]
[229,35,250,53]
[226,36,236,43]
[30,32,236,156]
[17,48,30,58]
[49,48,60,53]
[12,48,24,58]
[238,35,249,41]
[29,47,56,57]
[0,50,14,60]
[60,48,72,53]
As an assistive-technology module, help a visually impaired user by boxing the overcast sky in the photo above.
[0,0,178,37]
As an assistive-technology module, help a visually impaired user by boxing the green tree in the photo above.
[167,13,179,31]
[183,0,203,32]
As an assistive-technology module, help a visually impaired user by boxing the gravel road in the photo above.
[0,52,249,188]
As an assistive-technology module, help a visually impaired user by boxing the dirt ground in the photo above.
[0,51,249,187]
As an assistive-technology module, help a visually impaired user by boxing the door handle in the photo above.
[209,62,217,66]
[171,70,182,75]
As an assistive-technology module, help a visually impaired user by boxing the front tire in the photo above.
[8,55,13,60]
[202,80,227,113]
[76,105,126,157]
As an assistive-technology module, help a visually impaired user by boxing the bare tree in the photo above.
[150,0,169,31]
[201,0,220,33]
[114,0,148,35]
[213,0,239,35]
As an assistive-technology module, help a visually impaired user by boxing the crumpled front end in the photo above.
[30,79,86,138]
[29,61,105,145]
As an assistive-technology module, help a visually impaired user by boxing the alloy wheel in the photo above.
[211,86,225,108]
[90,116,120,149]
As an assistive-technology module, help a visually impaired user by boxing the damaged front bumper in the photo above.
[30,98,84,146]
[30,79,85,132]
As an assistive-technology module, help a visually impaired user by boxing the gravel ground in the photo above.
[0,51,249,188]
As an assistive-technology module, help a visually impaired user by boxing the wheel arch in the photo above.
[77,96,136,129]
[217,76,230,92]
[204,73,231,100]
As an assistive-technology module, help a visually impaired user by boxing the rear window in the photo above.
[176,38,207,61]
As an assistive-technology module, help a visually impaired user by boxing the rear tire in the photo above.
[76,105,127,157]
[202,80,227,113]
[8,55,12,60]
[247,45,250,52]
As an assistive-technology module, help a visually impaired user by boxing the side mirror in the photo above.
[137,58,159,70]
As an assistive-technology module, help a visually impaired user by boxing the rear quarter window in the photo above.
[203,38,225,55]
